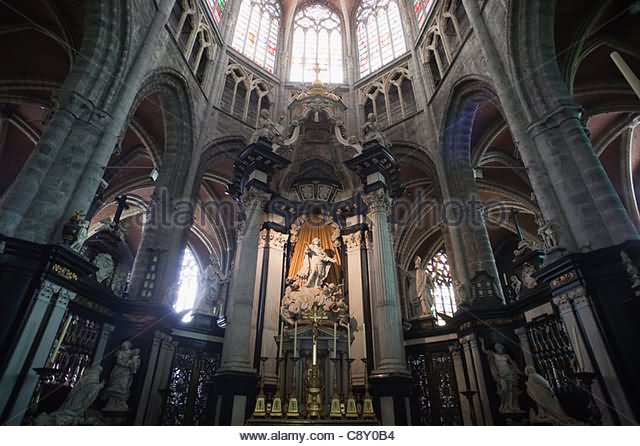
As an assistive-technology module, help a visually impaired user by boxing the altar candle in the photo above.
[362,323,367,359]
[347,322,351,359]
[278,321,284,359]
[312,338,317,365]
[293,320,298,358]
[333,323,337,357]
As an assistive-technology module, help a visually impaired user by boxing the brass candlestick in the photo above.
[329,357,342,418]
[286,356,300,418]
[252,357,268,417]
[361,358,375,419]
[271,357,284,418]
[345,358,358,418]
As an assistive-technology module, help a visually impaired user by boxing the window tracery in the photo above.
[174,247,201,322]
[207,0,226,23]
[356,0,406,77]
[423,249,457,320]
[231,0,281,74]
[413,0,437,28]
[361,65,417,129]
[289,4,343,84]
[220,62,273,126]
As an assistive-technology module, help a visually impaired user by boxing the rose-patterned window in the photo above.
[356,0,407,77]
[231,0,281,74]
[424,249,457,322]
[174,247,201,322]
[289,4,343,84]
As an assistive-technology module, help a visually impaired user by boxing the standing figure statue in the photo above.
[413,256,436,318]
[102,341,141,412]
[360,113,389,148]
[521,263,538,289]
[250,109,279,145]
[480,339,523,414]
[70,220,90,253]
[296,238,336,288]
[194,256,228,316]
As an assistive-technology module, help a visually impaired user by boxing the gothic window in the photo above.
[173,246,201,322]
[423,27,449,89]
[289,4,343,84]
[424,249,457,321]
[356,0,407,77]
[413,0,437,28]
[207,0,226,23]
[189,26,215,83]
[231,0,281,74]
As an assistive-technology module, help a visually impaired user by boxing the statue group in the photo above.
[296,237,336,288]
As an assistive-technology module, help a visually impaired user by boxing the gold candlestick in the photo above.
[361,358,375,419]
[271,357,283,418]
[286,356,300,418]
[252,357,268,417]
[345,358,358,418]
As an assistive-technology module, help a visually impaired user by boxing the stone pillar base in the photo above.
[208,369,258,426]
[368,372,413,426]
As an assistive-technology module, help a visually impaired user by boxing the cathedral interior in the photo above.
[1,0,640,427]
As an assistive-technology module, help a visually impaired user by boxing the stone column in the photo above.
[344,230,368,385]
[254,228,288,385]
[514,326,534,369]
[135,331,177,425]
[461,0,638,253]
[459,336,484,425]
[449,344,473,425]
[0,282,75,425]
[553,286,635,425]
[364,188,407,375]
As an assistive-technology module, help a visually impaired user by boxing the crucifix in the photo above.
[311,62,326,82]
[112,194,130,230]
[308,303,328,366]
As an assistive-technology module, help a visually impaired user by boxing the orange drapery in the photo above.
[287,222,342,286]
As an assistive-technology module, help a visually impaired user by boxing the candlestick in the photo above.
[333,322,337,357]
[293,320,298,358]
[362,323,367,359]
[347,322,351,359]
[278,321,284,359]
[312,334,317,366]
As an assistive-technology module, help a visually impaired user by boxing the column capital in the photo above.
[258,227,288,250]
[363,188,391,214]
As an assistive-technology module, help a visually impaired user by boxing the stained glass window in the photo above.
[356,0,407,77]
[414,0,436,28]
[207,0,226,23]
[174,246,201,322]
[289,4,343,84]
[231,0,281,74]
[424,249,457,323]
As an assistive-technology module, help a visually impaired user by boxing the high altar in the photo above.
[213,70,409,425]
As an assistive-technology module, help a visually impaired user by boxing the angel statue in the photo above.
[480,339,523,414]
[34,365,104,425]
[296,238,336,288]
[525,366,577,425]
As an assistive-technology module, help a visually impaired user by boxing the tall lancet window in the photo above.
[289,4,343,84]
[231,0,281,74]
[424,249,457,324]
[356,0,407,77]
[207,0,226,23]
[174,246,201,322]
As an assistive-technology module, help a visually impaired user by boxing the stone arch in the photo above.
[438,76,504,304]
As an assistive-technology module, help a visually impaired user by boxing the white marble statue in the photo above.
[70,220,89,252]
[412,256,435,318]
[521,263,538,289]
[194,256,228,316]
[296,238,336,288]
[93,253,114,284]
[102,341,140,412]
[34,365,104,425]
[250,109,279,145]
[480,339,523,414]
[525,366,575,425]
[360,113,389,147]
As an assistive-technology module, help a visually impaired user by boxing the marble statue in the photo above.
[510,275,522,297]
[521,263,538,289]
[280,280,348,327]
[360,113,389,147]
[194,256,228,316]
[480,339,523,414]
[34,365,104,425]
[93,253,114,284]
[102,341,140,412]
[70,220,89,252]
[525,366,575,424]
[411,256,436,318]
[296,238,336,288]
[250,109,278,144]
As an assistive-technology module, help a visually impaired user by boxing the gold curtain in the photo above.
[288,223,342,285]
